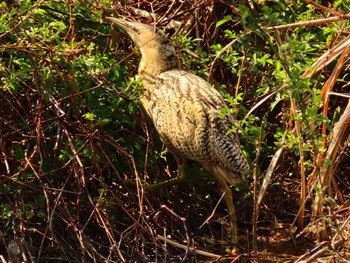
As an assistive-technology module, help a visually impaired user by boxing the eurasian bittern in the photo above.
[106,17,249,244]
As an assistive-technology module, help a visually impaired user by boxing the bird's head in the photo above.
[106,17,179,77]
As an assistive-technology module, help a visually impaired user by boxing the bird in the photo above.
[106,17,249,244]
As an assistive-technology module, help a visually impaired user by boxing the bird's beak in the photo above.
[106,17,134,33]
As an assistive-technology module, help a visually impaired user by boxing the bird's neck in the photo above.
[138,56,178,85]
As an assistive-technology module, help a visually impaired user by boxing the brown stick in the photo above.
[266,15,350,31]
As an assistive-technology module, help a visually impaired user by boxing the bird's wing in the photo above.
[209,115,249,174]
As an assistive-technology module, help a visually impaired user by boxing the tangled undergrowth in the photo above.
[0,0,350,262]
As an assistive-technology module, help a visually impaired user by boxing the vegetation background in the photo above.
[0,0,349,262]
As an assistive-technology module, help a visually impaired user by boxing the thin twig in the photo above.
[200,192,226,228]
[302,0,341,16]
[156,235,221,259]
[289,95,306,229]
[266,14,350,31]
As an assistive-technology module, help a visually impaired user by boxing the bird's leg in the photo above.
[145,154,187,192]
[224,184,238,244]
[216,176,238,245]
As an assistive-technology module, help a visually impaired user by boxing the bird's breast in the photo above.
[140,72,219,162]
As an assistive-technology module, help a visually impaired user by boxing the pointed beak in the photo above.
[106,17,134,33]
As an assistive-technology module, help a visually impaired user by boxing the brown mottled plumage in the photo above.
[107,17,249,243]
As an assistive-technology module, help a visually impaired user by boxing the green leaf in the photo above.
[216,15,232,28]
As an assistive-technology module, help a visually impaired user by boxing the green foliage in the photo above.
[0,1,148,260]
[213,4,343,162]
